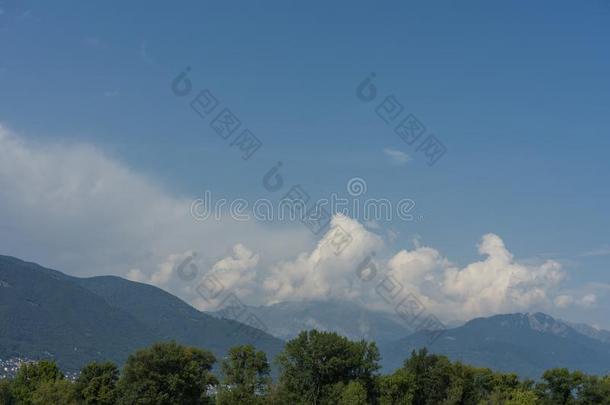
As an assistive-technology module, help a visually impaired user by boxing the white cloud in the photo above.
[201,225,573,321]
[581,246,610,257]
[191,244,260,311]
[150,252,192,286]
[554,293,598,309]
[553,289,601,310]
[579,294,597,308]
[263,214,383,304]
[0,125,595,323]
[0,125,311,302]
[385,234,566,320]
[554,295,574,308]
[383,148,410,165]
[126,268,147,283]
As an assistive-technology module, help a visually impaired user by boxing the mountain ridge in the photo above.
[381,311,610,378]
[0,255,284,372]
[210,299,415,344]
[2,254,610,379]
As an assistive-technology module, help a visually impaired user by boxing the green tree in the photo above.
[339,381,367,405]
[450,364,521,405]
[574,374,610,405]
[12,360,64,404]
[536,368,582,404]
[507,389,539,405]
[117,341,217,405]
[216,345,271,405]
[404,348,454,405]
[30,379,78,405]
[378,368,415,405]
[276,330,380,405]
[264,381,294,405]
[483,388,538,405]
[0,379,15,405]
[76,361,119,405]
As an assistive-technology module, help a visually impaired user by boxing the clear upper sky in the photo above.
[1,1,609,325]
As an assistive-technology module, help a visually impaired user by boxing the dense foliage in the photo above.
[1,332,610,404]
[216,345,271,405]
[116,341,217,405]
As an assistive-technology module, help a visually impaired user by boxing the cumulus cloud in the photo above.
[579,294,597,307]
[150,252,192,286]
[554,295,574,308]
[126,268,147,283]
[0,125,590,322]
[190,244,260,311]
[188,219,572,322]
[554,293,598,309]
[381,233,566,320]
[262,214,383,304]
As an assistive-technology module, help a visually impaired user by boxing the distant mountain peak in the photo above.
[464,312,571,336]
[384,311,610,378]
[565,320,610,344]
[219,299,414,343]
[526,312,570,336]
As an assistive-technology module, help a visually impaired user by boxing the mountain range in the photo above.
[214,300,610,378]
[0,255,283,371]
[381,312,610,378]
[213,300,416,343]
[1,254,610,379]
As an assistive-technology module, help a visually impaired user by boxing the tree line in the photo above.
[0,330,609,404]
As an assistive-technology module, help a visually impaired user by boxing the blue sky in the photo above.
[1,1,609,326]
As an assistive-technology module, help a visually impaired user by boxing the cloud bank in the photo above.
[0,125,596,322]
[0,125,312,292]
